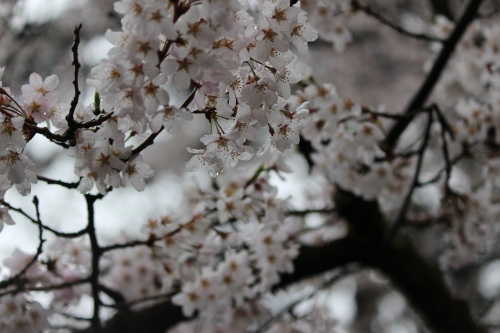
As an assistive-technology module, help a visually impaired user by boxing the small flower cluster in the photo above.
[101,245,172,308]
[296,82,411,200]
[0,294,49,333]
[438,188,499,269]
[433,18,500,145]
[70,116,154,193]
[0,242,92,331]
[299,0,353,52]
[0,69,39,196]
[0,0,324,198]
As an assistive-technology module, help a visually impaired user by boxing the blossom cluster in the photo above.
[103,166,302,319]
[0,69,40,196]
[74,0,318,184]
[294,82,412,200]
[0,294,49,333]
[0,0,322,211]
[2,239,91,305]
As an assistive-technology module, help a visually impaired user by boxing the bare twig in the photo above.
[0,276,90,298]
[352,1,444,43]
[66,24,82,137]
[2,200,88,238]
[99,284,126,305]
[388,110,434,240]
[0,197,45,290]
[287,208,336,216]
[37,175,79,189]
[433,104,453,188]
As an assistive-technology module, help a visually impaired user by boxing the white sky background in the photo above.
[10,0,80,27]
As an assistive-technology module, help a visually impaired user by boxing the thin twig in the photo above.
[0,197,45,290]
[100,237,157,253]
[66,24,82,137]
[37,175,79,189]
[0,276,90,297]
[110,291,176,310]
[287,208,336,216]
[388,110,434,241]
[58,312,93,322]
[2,200,88,238]
[101,228,182,253]
[99,284,126,305]
[352,1,444,43]
[417,149,470,187]
[433,105,453,188]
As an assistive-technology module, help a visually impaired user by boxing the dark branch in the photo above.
[85,194,102,332]
[38,175,79,189]
[0,277,90,298]
[66,24,82,139]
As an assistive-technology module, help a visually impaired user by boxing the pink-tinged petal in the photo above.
[160,59,179,75]
[29,73,43,87]
[44,74,59,90]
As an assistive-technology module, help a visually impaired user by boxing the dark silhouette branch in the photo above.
[66,24,82,140]
[428,0,455,21]
[86,194,103,332]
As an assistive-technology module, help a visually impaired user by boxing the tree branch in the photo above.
[66,24,82,139]
[85,194,103,332]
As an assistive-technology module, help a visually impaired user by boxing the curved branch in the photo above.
[352,1,444,42]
